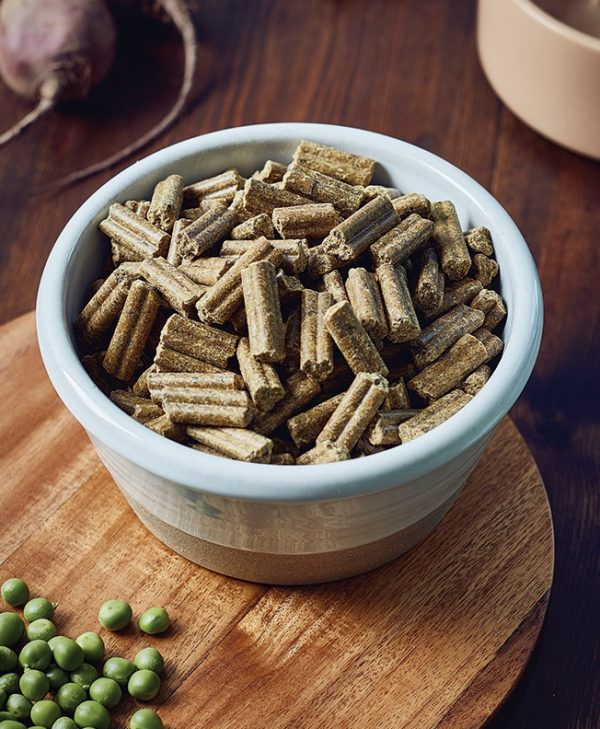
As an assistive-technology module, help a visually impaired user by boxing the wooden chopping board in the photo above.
[0,312,554,729]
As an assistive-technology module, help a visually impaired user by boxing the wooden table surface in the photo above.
[0,1,597,727]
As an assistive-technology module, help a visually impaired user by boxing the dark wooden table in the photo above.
[0,1,598,726]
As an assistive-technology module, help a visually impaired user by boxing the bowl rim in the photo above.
[518,0,600,51]
[36,122,543,503]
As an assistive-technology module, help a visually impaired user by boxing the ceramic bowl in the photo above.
[478,0,600,159]
[36,123,543,584]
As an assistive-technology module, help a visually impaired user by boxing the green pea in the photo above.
[19,669,50,701]
[97,600,132,631]
[23,598,57,623]
[70,663,98,691]
[0,647,18,673]
[129,708,163,729]
[26,619,58,642]
[74,633,104,664]
[46,664,70,691]
[137,608,169,635]
[0,691,5,711]
[73,701,110,729]
[0,580,29,607]
[51,638,84,672]
[30,699,62,729]
[0,613,24,647]
[51,719,78,729]
[102,656,136,686]
[0,674,19,694]
[19,640,52,670]
[0,720,28,729]
[134,647,164,674]
[0,715,20,723]
[127,670,160,701]
[88,678,121,709]
[56,683,86,714]
[5,694,32,721]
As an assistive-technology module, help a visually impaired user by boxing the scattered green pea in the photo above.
[0,720,27,729]
[129,708,164,729]
[137,608,170,635]
[0,674,19,694]
[19,669,50,701]
[88,678,121,710]
[0,579,29,607]
[0,691,5,711]
[74,633,104,664]
[46,665,70,692]
[69,663,97,691]
[30,699,62,729]
[127,670,160,701]
[51,638,84,672]
[23,598,57,623]
[97,600,132,631]
[0,613,24,647]
[56,683,86,714]
[19,640,52,670]
[73,701,110,729]
[0,647,17,673]
[102,656,136,686]
[51,719,78,729]
[5,694,32,721]
[134,647,164,674]
[26,619,58,642]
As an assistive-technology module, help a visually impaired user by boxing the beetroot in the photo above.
[0,0,198,186]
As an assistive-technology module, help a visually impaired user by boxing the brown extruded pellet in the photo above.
[253,370,321,435]
[255,160,288,183]
[414,246,444,312]
[287,393,345,448]
[283,306,301,373]
[362,185,402,201]
[242,177,310,215]
[383,378,411,410]
[144,414,186,441]
[125,200,150,218]
[109,390,163,423]
[178,257,233,286]
[296,441,351,465]
[190,442,224,457]
[408,334,488,401]
[228,189,253,223]
[237,337,285,413]
[181,206,238,258]
[132,364,156,397]
[242,261,286,363]
[322,270,348,303]
[220,239,308,275]
[367,409,421,445]
[102,221,161,262]
[153,344,226,374]
[376,263,420,344]
[354,437,385,457]
[81,352,116,394]
[162,396,254,427]
[431,201,472,280]
[100,203,171,256]
[230,213,275,240]
[148,371,244,402]
[370,213,434,265]
[282,164,364,216]
[181,199,228,220]
[300,289,334,380]
[398,390,473,443]
[306,245,341,277]
[470,289,507,330]
[273,203,340,239]
[159,313,238,368]
[392,193,432,219]
[139,257,204,317]
[411,304,485,368]
[270,452,295,465]
[472,253,499,286]
[277,271,304,301]
[426,278,483,317]
[197,238,284,324]
[346,267,389,342]
[147,174,184,233]
[166,218,192,267]
[473,328,504,360]
[103,280,161,381]
[292,140,375,186]
[318,372,388,450]
[461,364,492,396]
[186,426,273,463]
[324,301,389,376]
[183,169,244,207]
[322,195,399,262]
[464,226,494,256]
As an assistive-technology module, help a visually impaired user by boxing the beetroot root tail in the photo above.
[45,0,198,191]
[0,96,55,147]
